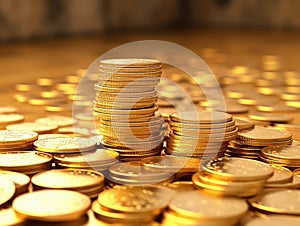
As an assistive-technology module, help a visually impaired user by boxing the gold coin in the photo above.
[238,128,292,142]
[0,170,30,195]
[202,157,273,181]
[0,208,25,226]
[265,166,293,184]
[45,103,73,112]
[12,189,91,221]
[92,200,156,224]
[94,105,159,115]
[6,122,58,134]
[94,84,156,93]
[0,106,18,114]
[35,116,77,127]
[0,175,15,206]
[0,114,24,128]
[248,112,293,123]
[98,186,175,213]
[262,146,300,162]
[38,134,71,140]
[28,97,67,106]
[54,149,119,166]
[169,120,235,129]
[100,58,161,68]
[0,130,38,145]
[32,169,104,190]
[245,215,300,226]
[34,137,97,153]
[249,190,300,215]
[169,190,248,220]
[170,111,232,124]
[265,174,300,189]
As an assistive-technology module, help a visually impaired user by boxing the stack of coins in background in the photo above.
[93,59,165,161]
[166,111,237,158]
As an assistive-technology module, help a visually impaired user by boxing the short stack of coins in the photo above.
[228,127,293,159]
[192,157,274,197]
[93,186,175,225]
[0,130,38,151]
[107,161,173,186]
[260,145,300,168]
[93,59,165,161]
[166,111,238,158]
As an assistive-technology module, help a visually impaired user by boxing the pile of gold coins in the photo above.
[2,52,300,226]
[93,59,165,161]
[166,111,237,158]
[192,157,273,197]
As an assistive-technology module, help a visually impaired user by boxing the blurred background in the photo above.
[1,0,300,41]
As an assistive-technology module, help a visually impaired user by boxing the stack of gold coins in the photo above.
[93,58,164,161]
[0,151,53,175]
[192,157,273,197]
[0,130,38,151]
[12,190,91,222]
[226,140,262,159]
[54,149,119,172]
[274,123,300,141]
[162,190,248,226]
[33,137,97,154]
[93,186,175,224]
[0,170,30,196]
[108,161,173,186]
[31,169,105,198]
[236,127,292,147]
[249,189,300,215]
[166,111,237,158]
[260,146,300,168]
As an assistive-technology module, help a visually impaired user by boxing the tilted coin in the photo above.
[0,114,24,127]
[0,130,38,145]
[265,166,293,184]
[0,175,15,206]
[0,170,30,195]
[12,190,91,221]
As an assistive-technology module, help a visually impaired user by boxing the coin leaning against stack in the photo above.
[93,59,165,161]
[166,111,237,159]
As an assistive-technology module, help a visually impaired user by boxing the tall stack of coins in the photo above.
[192,157,273,197]
[93,186,175,224]
[93,59,164,161]
[166,111,237,158]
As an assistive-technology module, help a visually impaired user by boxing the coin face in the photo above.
[0,151,52,167]
[0,114,24,124]
[98,186,175,213]
[0,130,38,144]
[32,169,104,189]
[238,128,292,142]
[12,190,91,221]
[0,175,16,206]
[169,190,248,219]
[266,166,293,184]
[262,146,300,160]
[35,116,77,127]
[249,190,300,215]
[202,157,274,181]
[170,111,232,124]
[6,122,58,134]
[34,137,97,153]
[246,215,300,226]
[0,170,30,190]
